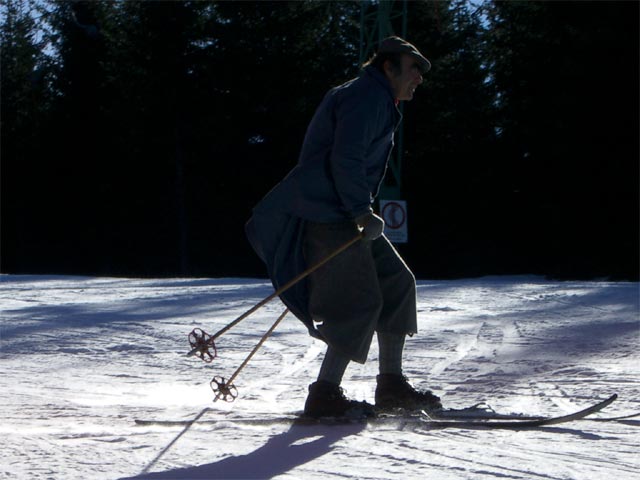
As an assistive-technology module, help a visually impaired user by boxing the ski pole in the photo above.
[187,232,363,361]
[210,308,289,402]
[140,310,290,473]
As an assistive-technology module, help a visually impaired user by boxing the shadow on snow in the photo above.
[122,422,366,480]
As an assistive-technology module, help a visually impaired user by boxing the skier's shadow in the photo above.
[127,421,366,479]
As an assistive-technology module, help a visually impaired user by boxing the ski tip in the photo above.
[596,393,618,410]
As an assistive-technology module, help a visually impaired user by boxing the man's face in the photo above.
[386,54,424,101]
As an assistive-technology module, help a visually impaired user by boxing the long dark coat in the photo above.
[246,65,402,340]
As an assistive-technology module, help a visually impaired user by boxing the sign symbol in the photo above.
[381,201,406,230]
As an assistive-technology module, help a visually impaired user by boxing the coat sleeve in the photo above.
[329,91,379,218]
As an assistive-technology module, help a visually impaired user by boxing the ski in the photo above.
[135,394,620,429]
[422,393,618,428]
[135,416,302,427]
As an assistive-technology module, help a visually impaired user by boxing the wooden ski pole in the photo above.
[211,308,290,402]
[188,232,363,358]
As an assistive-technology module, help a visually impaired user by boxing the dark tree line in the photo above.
[1,0,638,280]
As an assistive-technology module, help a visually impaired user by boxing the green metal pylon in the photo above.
[359,0,407,201]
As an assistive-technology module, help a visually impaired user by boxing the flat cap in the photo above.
[379,36,431,73]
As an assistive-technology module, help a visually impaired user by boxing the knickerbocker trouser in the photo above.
[304,220,418,363]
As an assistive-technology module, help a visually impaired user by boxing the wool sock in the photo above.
[317,347,350,385]
[378,332,405,375]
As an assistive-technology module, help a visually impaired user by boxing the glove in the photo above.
[355,212,385,241]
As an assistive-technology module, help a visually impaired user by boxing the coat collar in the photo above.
[363,65,397,104]
[362,65,403,126]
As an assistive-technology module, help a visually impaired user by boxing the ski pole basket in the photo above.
[187,328,217,362]
[210,376,239,402]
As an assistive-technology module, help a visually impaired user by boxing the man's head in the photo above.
[364,36,430,102]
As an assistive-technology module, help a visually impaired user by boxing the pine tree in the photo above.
[1,0,55,271]
[484,0,639,278]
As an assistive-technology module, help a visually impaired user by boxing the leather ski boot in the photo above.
[304,381,375,418]
[375,374,442,411]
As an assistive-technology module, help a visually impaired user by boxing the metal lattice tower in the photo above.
[359,0,407,200]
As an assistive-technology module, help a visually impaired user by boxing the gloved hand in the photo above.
[355,212,385,241]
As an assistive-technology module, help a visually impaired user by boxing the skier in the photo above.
[246,37,442,418]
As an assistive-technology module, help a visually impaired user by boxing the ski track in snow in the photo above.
[0,274,638,480]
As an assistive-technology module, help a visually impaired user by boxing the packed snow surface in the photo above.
[1,274,638,480]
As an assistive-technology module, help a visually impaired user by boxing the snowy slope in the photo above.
[1,275,638,480]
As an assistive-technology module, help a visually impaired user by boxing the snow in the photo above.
[1,274,638,480]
